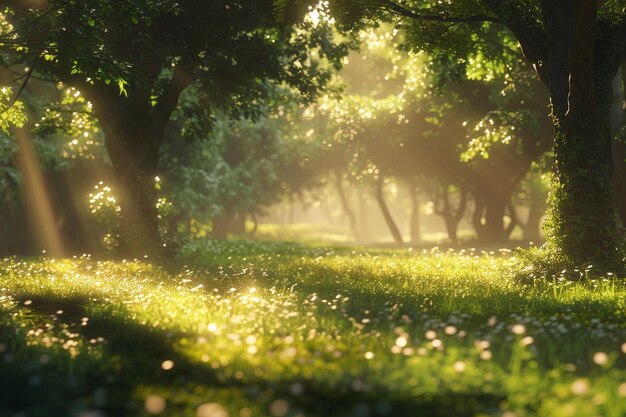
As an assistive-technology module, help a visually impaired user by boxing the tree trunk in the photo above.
[288,195,295,225]
[231,213,246,236]
[357,190,369,241]
[335,170,359,240]
[375,176,404,244]
[212,214,230,240]
[524,203,543,242]
[434,184,468,244]
[56,62,191,261]
[611,66,626,232]
[105,128,163,259]
[483,197,506,243]
[472,192,507,243]
[116,172,162,258]
[543,0,624,273]
[444,217,458,243]
[472,197,485,240]
[504,200,518,239]
[408,180,421,244]
[523,181,544,241]
[248,212,258,237]
[166,209,187,239]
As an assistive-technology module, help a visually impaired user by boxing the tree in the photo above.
[160,87,330,240]
[5,0,346,258]
[315,24,550,245]
[280,0,626,274]
[509,160,551,242]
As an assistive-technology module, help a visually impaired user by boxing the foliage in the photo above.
[461,110,541,162]
[33,86,107,164]
[0,133,19,203]
[159,84,332,233]
[87,178,175,251]
[88,181,120,250]
[315,26,438,184]
[308,23,550,244]
[5,0,350,116]
[280,0,626,272]
[0,0,354,256]
[0,86,26,132]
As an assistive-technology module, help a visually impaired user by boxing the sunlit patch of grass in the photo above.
[253,223,354,244]
[0,241,624,417]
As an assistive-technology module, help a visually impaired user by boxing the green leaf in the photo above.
[87,17,95,27]
[117,79,128,97]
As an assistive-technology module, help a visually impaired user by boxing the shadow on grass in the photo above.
[1,293,504,417]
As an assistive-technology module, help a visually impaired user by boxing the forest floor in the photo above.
[0,240,624,417]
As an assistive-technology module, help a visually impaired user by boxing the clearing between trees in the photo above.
[0,241,624,417]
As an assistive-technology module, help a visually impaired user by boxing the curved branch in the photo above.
[9,63,34,106]
[152,62,194,134]
[384,1,501,24]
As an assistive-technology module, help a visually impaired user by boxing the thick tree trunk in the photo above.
[231,213,246,236]
[57,62,191,261]
[543,0,624,273]
[484,198,506,242]
[93,92,167,258]
[212,214,230,240]
[104,126,163,259]
[375,176,404,244]
[166,209,187,239]
[611,66,626,232]
[116,170,162,257]
[472,192,508,243]
[433,183,468,243]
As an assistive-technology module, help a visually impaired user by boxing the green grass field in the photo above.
[0,240,624,417]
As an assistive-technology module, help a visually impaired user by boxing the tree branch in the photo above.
[481,0,546,79]
[453,187,468,223]
[152,62,194,133]
[9,63,34,106]
[384,1,501,24]
[505,199,520,239]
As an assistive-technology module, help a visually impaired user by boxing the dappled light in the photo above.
[1,245,625,416]
[1,1,626,416]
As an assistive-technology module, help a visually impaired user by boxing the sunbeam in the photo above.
[15,127,65,257]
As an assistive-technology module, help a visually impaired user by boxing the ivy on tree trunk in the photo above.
[541,0,624,273]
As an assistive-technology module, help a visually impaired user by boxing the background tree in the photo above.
[160,87,330,241]
[314,24,550,244]
[279,0,626,273]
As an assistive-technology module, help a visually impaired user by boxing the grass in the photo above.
[0,240,624,417]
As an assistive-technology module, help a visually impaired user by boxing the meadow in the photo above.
[0,240,624,417]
